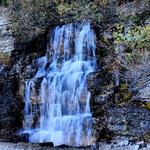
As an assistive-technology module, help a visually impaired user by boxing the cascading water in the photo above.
[23,22,96,146]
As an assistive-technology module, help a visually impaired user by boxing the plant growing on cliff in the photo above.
[54,0,109,22]
[113,25,150,51]
[113,24,150,66]
[9,0,116,42]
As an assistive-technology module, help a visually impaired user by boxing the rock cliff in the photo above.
[0,0,150,148]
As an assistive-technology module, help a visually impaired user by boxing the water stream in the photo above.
[23,22,96,146]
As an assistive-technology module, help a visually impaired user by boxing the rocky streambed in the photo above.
[1,137,150,150]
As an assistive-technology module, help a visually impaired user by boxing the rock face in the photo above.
[88,69,150,143]
[117,0,150,16]
[0,74,21,141]
[0,6,46,142]
[87,0,150,145]
[106,107,150,137]
[0,7,14,64]
[0,0,150,148]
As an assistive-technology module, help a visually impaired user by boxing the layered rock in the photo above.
[0,7,14,65]
[0,7,19,139]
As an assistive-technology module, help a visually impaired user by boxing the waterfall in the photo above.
[23,22,96,146]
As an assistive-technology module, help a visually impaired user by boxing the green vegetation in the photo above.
[113,25,150,50]
[113,23,150,65]
[9,0,115,42]
[55,1,103,21]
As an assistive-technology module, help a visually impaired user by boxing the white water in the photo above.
[23,22,96,146]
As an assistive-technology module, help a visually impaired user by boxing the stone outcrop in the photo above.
[0,73,21,141]
[1,137,150,150]
[117,0,150,16]
[0,7,14,64]
[88,69,150,143]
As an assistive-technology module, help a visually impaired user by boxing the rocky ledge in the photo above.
[1,136,150,150]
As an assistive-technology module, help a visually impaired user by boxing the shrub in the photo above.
[114,24,150,49]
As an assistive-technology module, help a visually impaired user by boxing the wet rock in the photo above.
[0,77,22,141]
[0,142,90,150]
[39,142,54,147]
[19,133,30,142]
[88,69,115,142]
[5,139,150,150]
[87,70,114,95]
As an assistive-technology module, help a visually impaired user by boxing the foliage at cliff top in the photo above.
[8,0,116,42]
[10,0,115,23]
